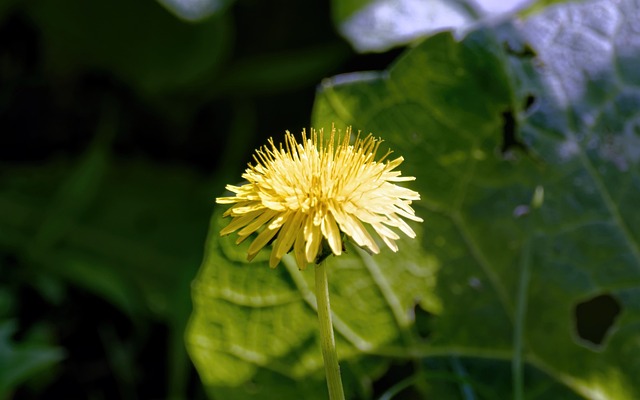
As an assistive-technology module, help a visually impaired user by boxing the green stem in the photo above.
[315,261,346,400]
[513,217,533,400]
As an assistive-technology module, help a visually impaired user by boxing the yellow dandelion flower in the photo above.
[216,126,423,269]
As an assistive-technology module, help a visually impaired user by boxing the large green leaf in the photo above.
[331,0,576,53]
[187,0,639,398]
[332,0,471,52]
[312,0,640,398]
[187,207,437,399]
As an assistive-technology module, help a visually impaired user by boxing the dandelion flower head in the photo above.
[216,126,423,269]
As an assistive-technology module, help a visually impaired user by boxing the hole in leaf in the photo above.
[504,41,537,58]
[500,109,527,155]
[501,109,516,153]
[573,293,621,347]
[523,94,536,113]
[413,304,433,340]
[372,360,421,399]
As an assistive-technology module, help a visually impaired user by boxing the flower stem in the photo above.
[315,261,346,400]
[512,232,530,400]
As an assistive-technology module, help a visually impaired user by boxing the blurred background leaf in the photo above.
[26,0,232,96]
[0,116,216,397]
[0,320,65,398]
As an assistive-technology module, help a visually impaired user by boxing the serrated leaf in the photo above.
[312,0,640,399]
[186,203,437,399]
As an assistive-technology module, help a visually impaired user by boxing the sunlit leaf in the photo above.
[186,0,639,398]
[186,207,437,399]
[313,0,640,398]
[332,0,571,52]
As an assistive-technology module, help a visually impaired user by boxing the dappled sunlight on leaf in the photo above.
[186,208,436,399]
[311,0,640,398]
[333,0,543,52]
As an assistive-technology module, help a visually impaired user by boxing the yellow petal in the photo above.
[386,214,417,238]
[215,126,423,266]
[269,238,281,268]
[237,209,278,238]
[305,223,322,263]
[345,215,379,254]
[294,227,307,270]
[247,225,280,261]
[235,211,281,245]
[371,222,400,240]
[220,209,263,236]
[273,212,305,259]
[321,211,342,256]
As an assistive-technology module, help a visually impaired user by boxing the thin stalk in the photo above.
[315,261,346,400]
[513,186,544,399]
[513,217,533,400]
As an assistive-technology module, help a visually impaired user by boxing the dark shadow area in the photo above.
[413,304,434,340]
[573,293,622,347]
